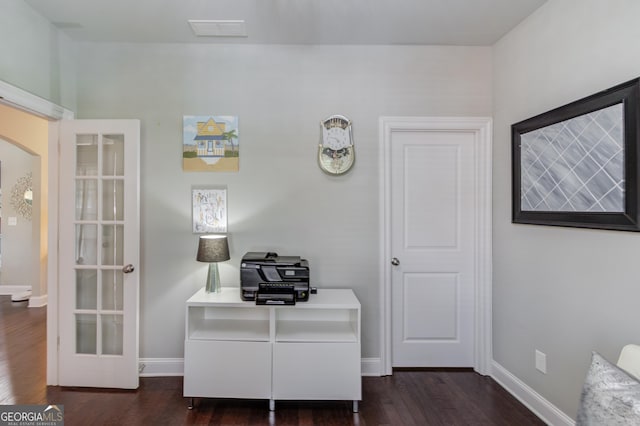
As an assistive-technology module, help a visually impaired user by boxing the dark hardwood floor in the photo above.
[0,296,545,425]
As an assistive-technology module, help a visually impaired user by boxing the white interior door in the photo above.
[390,128,477,367]
[58,119,140,388]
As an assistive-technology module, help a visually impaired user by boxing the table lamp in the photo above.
[196,235,230,293]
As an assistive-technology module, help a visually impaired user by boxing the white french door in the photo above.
[58,120,140,388]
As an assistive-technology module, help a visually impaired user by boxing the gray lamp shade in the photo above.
[196,235,230,263]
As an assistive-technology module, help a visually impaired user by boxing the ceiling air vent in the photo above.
[188,20,247,37]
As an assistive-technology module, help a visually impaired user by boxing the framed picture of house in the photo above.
[512,77,640,231]
[192,186,227,233]
[183,115,239,172]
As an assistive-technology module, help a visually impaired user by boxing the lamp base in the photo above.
[205,263,222,293]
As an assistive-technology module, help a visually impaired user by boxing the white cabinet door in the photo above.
[272,342,361,400]
[58,120,140,388]
[184,340,272,399]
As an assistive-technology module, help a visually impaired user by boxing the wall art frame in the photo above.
[183,116,239,172]
[192,186,227,234]
[512,77,640,231]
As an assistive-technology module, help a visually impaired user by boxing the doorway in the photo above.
[0,104,48,306]
[0,140,37,297]
[0,82,73,386]
[379,116,493,376]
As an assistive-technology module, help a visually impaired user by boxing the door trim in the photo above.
[379,116,493,376]
[0,80,75,385]
[0,80,73,120]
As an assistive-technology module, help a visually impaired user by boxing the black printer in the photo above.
[240,252,310,304]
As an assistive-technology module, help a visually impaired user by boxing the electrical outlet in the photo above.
[535,350,547,374]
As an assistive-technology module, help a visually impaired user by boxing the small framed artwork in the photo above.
[512,77,640,231]
[192,186,227,233]
[183,116,239,172]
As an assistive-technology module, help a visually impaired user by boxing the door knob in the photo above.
[122,264,135,274]
[391,257,400,266]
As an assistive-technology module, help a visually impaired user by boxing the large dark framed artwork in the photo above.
[512,78,640,231]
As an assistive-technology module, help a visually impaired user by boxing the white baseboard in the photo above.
[139,358,184,377]
[0,285,31,295]
[491,361,575,426]
[138,357,384,378]
[361,357,383,376]
[0,286,47,307]
[29,294,47,307]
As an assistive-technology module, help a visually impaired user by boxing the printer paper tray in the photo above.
[256,283,296,305]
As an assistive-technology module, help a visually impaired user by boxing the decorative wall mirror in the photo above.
[10,172,33,221]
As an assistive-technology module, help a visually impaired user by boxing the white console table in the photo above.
[183,287,362,412]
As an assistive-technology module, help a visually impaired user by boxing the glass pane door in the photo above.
[74,133,125,356]
[59,119,139,389]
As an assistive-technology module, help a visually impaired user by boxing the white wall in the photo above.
[72,42,492,360]
[0,139,34,287]
[493,0,640,419]
[0,1,76,111]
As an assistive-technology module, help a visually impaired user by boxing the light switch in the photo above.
[535,350,547,374]
[8,217,17,226]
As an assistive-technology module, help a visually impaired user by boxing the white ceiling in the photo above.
[24,0,547,45]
